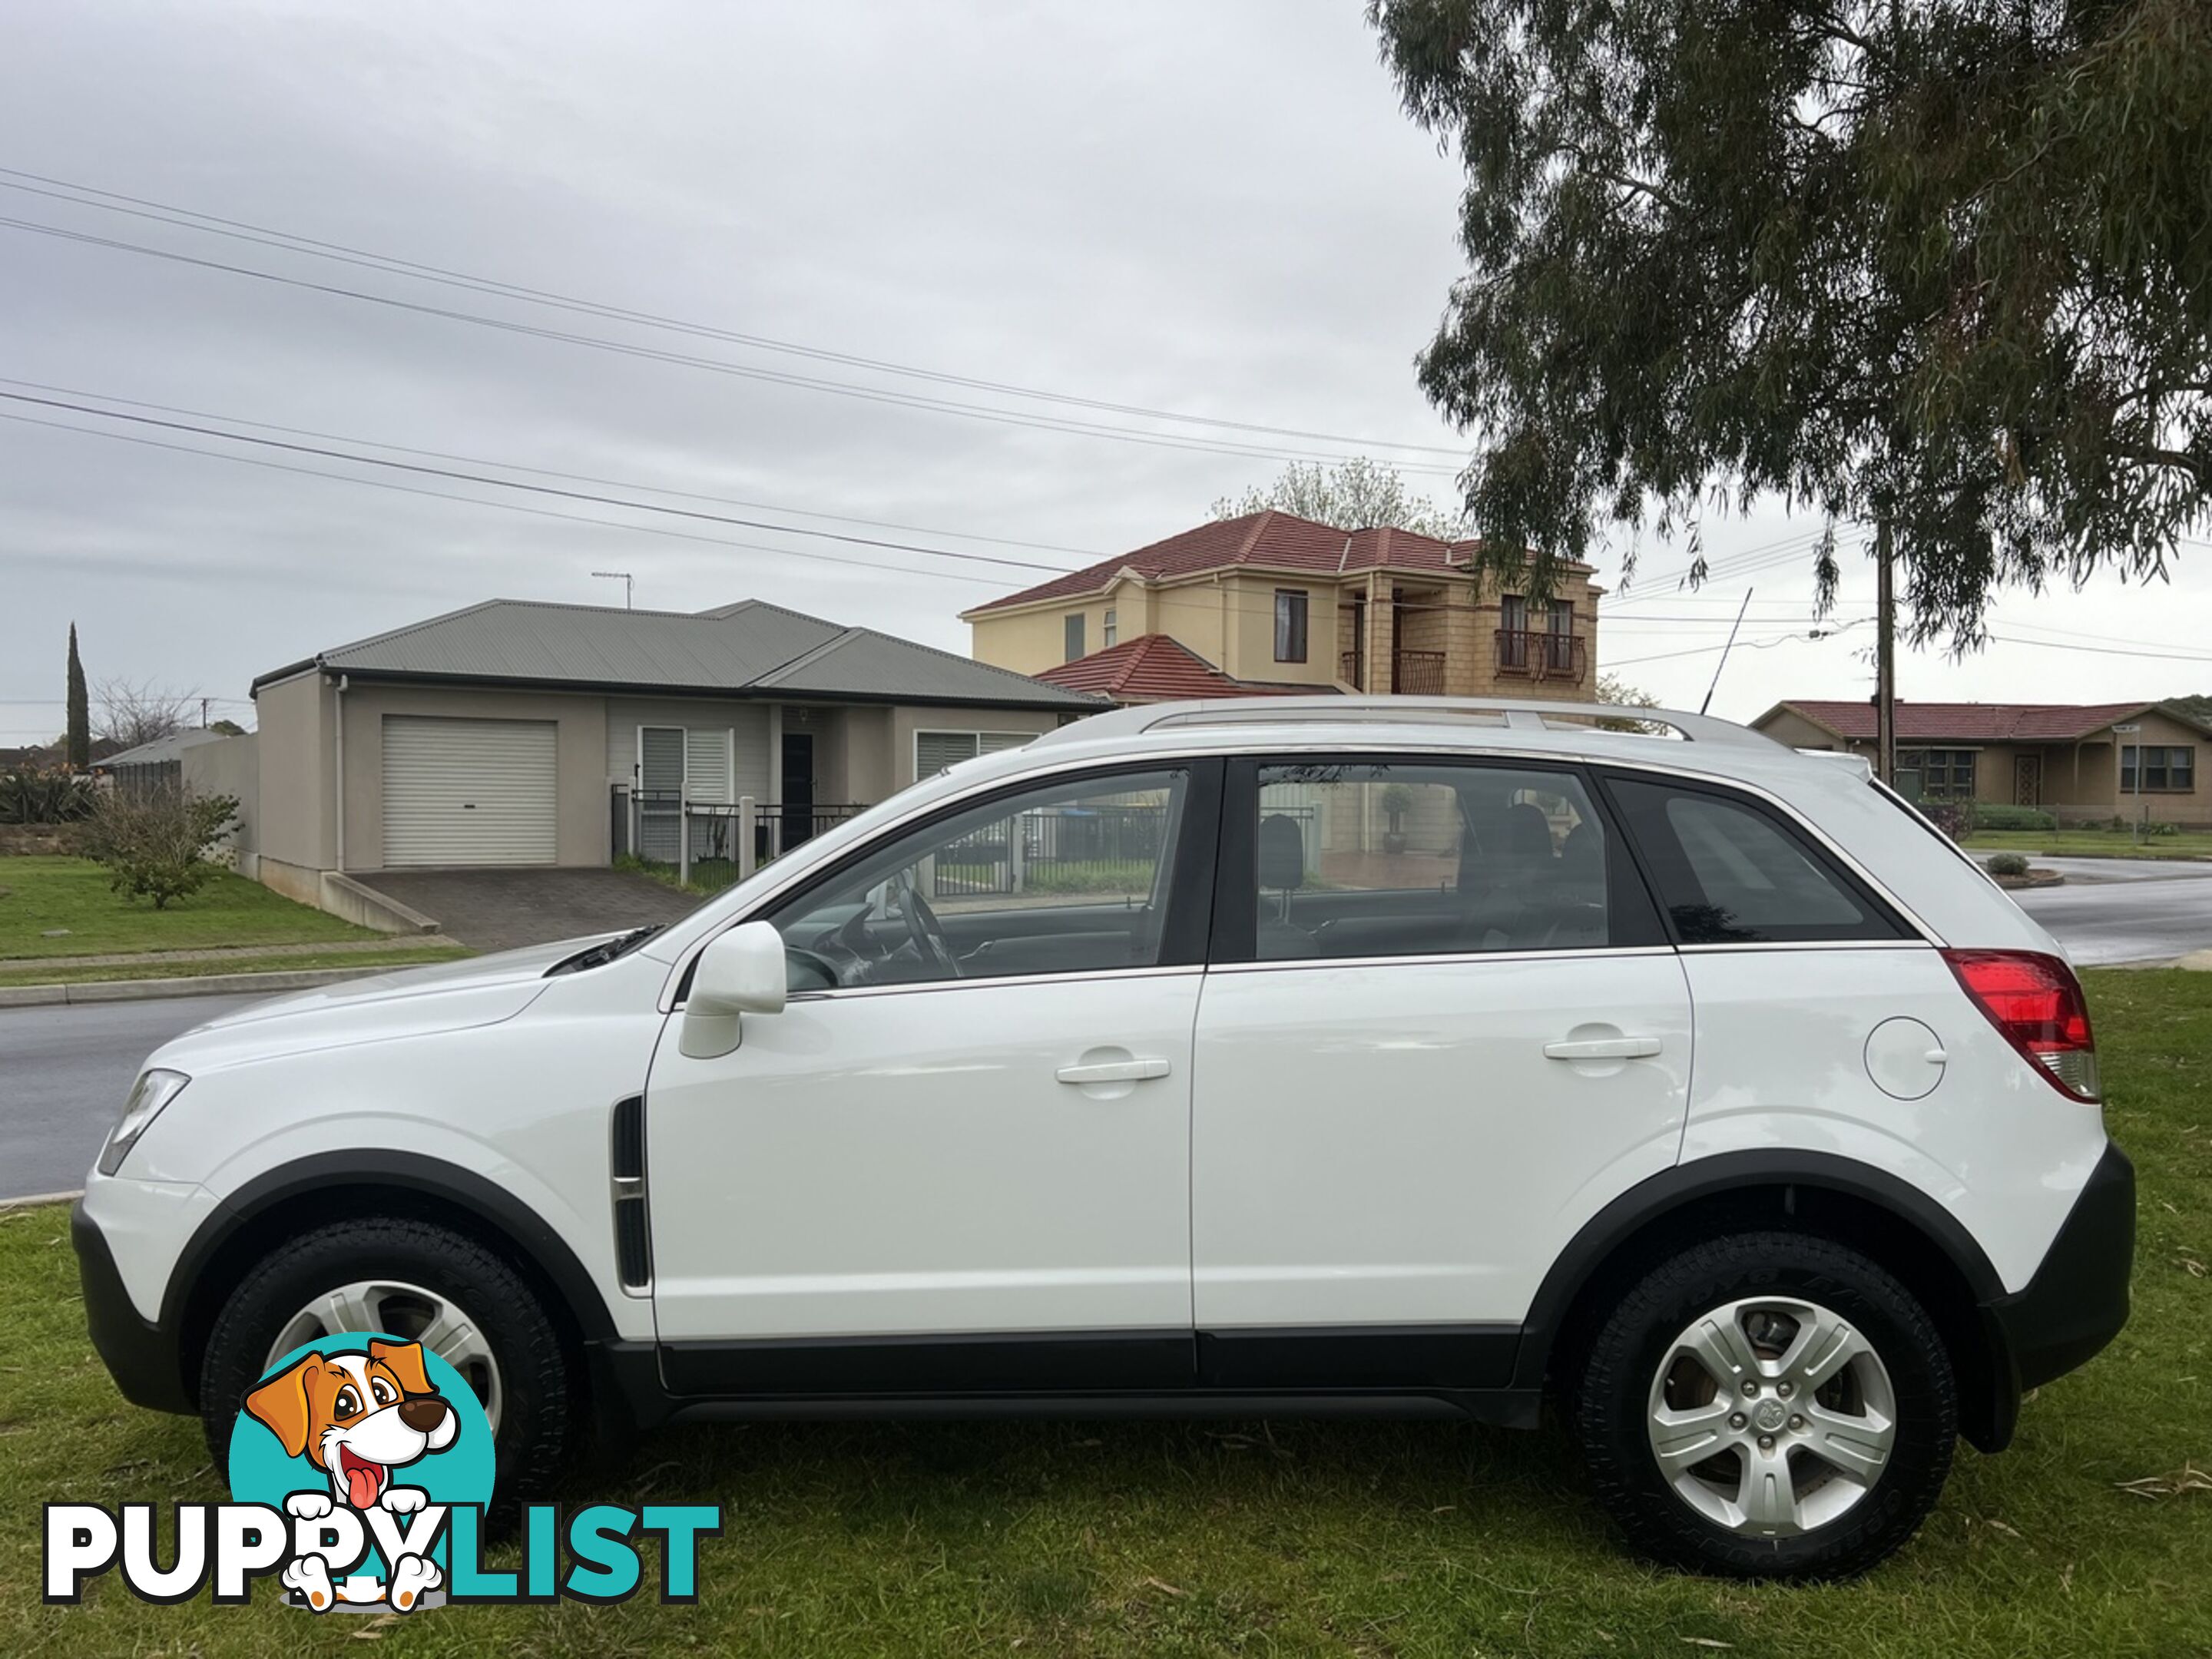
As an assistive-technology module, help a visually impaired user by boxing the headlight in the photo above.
[98,1069,190,1176]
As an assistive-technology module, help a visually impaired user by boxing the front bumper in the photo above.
[1972,1141,2134,1448]
[74,1199,195,1414]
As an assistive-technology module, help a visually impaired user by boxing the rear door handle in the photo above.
[1056,1058,1171,1084]
[1544,1036,1663,1061]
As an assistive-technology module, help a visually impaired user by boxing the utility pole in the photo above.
[1875,520,1896,786]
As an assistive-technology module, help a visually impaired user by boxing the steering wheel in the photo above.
[894,874,961,978]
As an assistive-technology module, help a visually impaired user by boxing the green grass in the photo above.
[1960,830,2212,860]
[0,856,381,960]
[2,969,2208,1654]
[0,944,471,986]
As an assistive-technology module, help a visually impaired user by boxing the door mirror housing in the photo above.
[679,921,786,1058]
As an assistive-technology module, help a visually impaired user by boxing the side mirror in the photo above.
[678,921,786,1059]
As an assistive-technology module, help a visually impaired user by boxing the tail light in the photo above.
[1942,949,2101,1102]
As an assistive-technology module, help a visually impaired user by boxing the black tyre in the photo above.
[198,1217,574,1505]
[1575,1231,1956,1579]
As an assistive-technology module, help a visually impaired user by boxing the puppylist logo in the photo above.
[45,1332,719,1611]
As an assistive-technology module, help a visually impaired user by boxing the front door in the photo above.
[2014,753,2042,806]
[780,731,816,853]
[1190,757,1692,1386]
[645,761,1220,1394]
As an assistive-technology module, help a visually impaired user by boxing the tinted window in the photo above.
[769,770,1187,989]
[1250,761,1618,959]
[1608,777,1902,944]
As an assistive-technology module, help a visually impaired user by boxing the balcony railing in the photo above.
[1339,649,1363,689]
[1392,650,1446,695]
[1496,629,1586,683]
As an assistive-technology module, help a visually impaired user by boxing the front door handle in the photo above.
[1056,1058,1171,1084]
[1544,1035,1663,1061]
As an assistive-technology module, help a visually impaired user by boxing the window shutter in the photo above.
[639,727,685,795]
[684,729,733,803]
[916,732,979,777]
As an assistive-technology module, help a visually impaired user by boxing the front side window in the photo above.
[1064,613,1086,662]
[1608,777,1903,944]
[1247,761,1620,960]
[770,769,1189,990]
[2122,744,2195,793]
[1273,590,1309,663]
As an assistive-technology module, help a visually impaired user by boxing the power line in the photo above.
[0,375,1103,563]
[1985,632,2212,666]
[0,409,1030,591]
[0,166,1471,460]
[0,212,1466,477]
[0,389,1081,575]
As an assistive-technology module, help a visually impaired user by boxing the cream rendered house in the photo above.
[964,510,1601,703]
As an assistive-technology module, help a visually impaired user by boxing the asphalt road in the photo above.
[0,994,257,1201]
[5,861,2210,1204]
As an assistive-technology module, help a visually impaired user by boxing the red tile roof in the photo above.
[1769,700,2196,743]
[1035,633,1319,703]
[964,510,1555,617]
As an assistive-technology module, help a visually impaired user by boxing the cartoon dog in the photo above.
[243,1338,457,1612]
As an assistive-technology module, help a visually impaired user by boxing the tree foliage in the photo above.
[1369,0,2212,644]
[78,785,239,909]
[1212,456,1469,538]
[65,624,90,771]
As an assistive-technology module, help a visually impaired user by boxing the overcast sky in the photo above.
[3,0,2207,750]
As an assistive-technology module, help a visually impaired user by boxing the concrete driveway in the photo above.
[352,868,705,952]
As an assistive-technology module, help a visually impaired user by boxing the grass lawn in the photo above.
[2,969,2207,1654]
[1961,829,2212,861]
[0,856,381,961]
[0,944,471,986]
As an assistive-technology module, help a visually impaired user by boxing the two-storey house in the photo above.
[963,510,1601,703]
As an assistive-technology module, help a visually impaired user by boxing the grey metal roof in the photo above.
[253,598,1104,710]
[94,728,236,769]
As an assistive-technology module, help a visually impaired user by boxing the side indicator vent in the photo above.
[610,1095,651,1292]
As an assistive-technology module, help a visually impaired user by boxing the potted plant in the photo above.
[1380,782,1416,855]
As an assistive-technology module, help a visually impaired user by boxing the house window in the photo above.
[1900,749,1977,799]
[2122,745,2196,793]
[1499,594,1527,667]
[1064,614,1086,662]
[914,730,1037,780]
[1103,608,1118,649]
[1274,590,1309,663]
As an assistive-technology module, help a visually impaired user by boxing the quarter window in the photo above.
[1247,761,1621,959]
[2122,745,2194,793]
[1273,590,1309,664]
[1608,777,1903,944]
[769,770,1190,990]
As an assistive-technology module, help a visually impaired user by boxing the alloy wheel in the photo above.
[1644,1295,1897,1537]
[265,1278,505,1435]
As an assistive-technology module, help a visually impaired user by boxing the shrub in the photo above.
[0,767,94,824]
[1985,852,2032,877]
[1969,803,2056,832]
[1919,800,1971,841]
[76,785,239,909]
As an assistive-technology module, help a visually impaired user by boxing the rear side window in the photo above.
[1607,777,1906,945]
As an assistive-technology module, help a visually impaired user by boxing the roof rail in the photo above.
[1033,695,1781,750]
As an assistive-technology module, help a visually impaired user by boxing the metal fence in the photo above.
[930,804,1172,898]
[611,789,865,891]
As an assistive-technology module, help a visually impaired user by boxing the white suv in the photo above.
[74,697,2133,1578]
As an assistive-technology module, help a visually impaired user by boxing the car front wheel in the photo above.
[1575,1231,1957,1578]
[198,1217,574,1505]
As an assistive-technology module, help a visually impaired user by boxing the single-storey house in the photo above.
[1752,699,2212,826]
[236,596,1104,902]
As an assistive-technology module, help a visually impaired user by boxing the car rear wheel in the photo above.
[198,1217,573,1505]
[1575,1231,1956,1578]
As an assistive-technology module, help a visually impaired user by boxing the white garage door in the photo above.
[382,717,558,867]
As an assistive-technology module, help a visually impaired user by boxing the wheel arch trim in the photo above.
[1515,1151,2008,1409]
[167,1151,621,1377]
